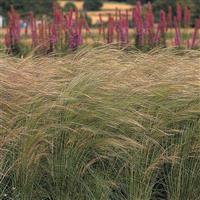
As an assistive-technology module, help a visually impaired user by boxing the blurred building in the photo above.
[0,15,3,28]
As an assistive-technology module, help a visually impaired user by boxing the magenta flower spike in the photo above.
[67,9,73,29]
[99,13,103,36]
[75,8,79,22]
[117,15,129,46]
[8,7,21,45]
[83,16,91,34]
[115,8,118,21]
[24,17,29,35]
[184,5,191,28]
[63,14,68,33]
[160,10,166,32]
[4,6,21,53]
[159,10,166,46]
[144,2,155,46]
[107,14,114,44]
[154,24,161,45]
[53,3,63,27]
[69,28,82,49]
[78,18,83,37]
[99,13,106,41]
[133,1,144,47]
[125,10,129,43]
[147,1,154,30]
[4,28,11,49]
[3,1,200,51]
[49,23,57,47]
[176,2,182,26]
[136,0,142,16]
[119,10,122,20]
[191,19,200,48]
[174,16,181,47]
[29,12,37,47]
[167,6,172,29]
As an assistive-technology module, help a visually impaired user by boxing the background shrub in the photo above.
[0,0,53,17]
[84,13,92,26]
[153,0,199,24]
[79,12,92,26]
[83,0,103,11]
[127,0,149,4]
[63,2,77,12]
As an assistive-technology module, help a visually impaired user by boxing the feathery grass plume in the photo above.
[0,46,200,199]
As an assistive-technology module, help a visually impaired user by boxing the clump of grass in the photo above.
[0,47,200,200]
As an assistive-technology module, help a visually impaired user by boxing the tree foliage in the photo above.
[153,0,200,24]
[0,0,54,17]
[63,2,77,13]
[127,0,150,4]
[83,0,103,11]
